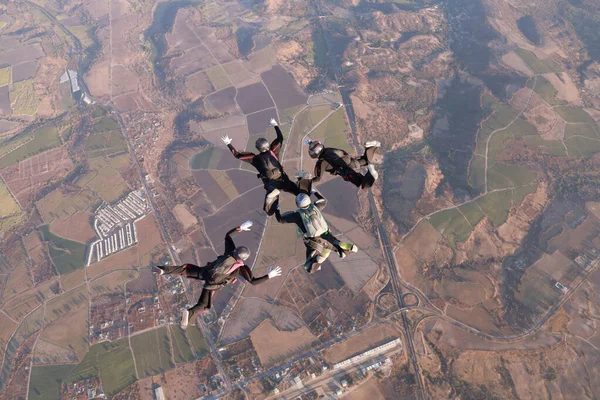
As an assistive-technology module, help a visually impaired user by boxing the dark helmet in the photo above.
[234,246,250,261]
[255,138,270,152]
[308,141,324,158]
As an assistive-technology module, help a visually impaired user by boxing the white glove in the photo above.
[269,118,278,127]
[310,189,317,196]
[221,135,232,145]
[268,266,282,279]
[239,220,253,231]
[303,138,312,145]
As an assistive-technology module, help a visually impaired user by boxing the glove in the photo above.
[269,118,278,127]
[310,189,318,196]
[239,220,253,231]
[221,135,232,145]
[268,266,282,279]
[303,138,312,145]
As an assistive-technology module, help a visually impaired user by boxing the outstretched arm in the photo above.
[313,191,327,210]
[239,265,282,285]
[270,124,284,158]
[222,135,255,165]
[313,159,326,183]
[224,227,240,255]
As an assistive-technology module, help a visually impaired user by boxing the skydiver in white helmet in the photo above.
[274,191,358,273]
[305,139,381,189]
[222,118,300,215]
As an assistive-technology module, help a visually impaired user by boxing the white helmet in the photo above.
[296,193,311,209]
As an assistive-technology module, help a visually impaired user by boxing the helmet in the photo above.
[255,138,270,152]
[296,193,311,209]
[308,141,324,158]
[234,246,250,261]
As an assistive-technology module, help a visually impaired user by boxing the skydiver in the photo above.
[274,191,358,273]
[306,139,381,189]
[222,118,300,215]
[153,221,282,327]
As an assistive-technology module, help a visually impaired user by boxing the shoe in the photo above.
[155,266,165,275]
[351,244,358,253]
[364,140,381,148]
[338,249,346,259]
[181,310,190,328]
[368,164,379,181]
[305,262,321,273]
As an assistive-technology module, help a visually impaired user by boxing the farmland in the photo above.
[86,131,127,158]
[39,224,87,275]
[250,319,316,367]
[28,365,74,400]
[130,327,174,378]
[0,124,61,169]
[65,339,136,397]
[41,304,90,361]
[0,176,20,217]
[10,79,38,116]
[514,48,562,74]
[170,325,196,363]
[75,155,130,202]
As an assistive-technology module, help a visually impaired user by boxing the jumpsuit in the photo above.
[313,146,379,189]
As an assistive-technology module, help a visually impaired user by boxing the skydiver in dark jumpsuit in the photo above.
[306,140,381,189]
[274,192,358,273]
[154,221,282,327]
[222,118,300,215]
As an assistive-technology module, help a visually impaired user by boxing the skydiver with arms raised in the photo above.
[222,118,299,215]
[154,221,282,327]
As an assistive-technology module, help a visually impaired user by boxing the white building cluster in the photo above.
[333,338,401,370]
[86,190,148,266]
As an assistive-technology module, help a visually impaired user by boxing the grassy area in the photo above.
[553,106,596,124]
[487,163,537,191]
[565,136,600,158]
[0,21,7,30]
[0,124,61,169]
[476,190,513,226]
[205,67,230,90]
[0,66,10,87]
[29,364,74,400]
[487,117,538,162]
[458,201,486,227]
[523,136,567,156]
[475,96,519,156]
[564,123,600,139]
[92,116,120,133]
[86,131,128,158]
[0,177,20,218]
[44,286,88,325]
[39,225,87,274]
[310,108,347,140]
[279,105,305,124]
[10,79,39,116]
[170,325,196,363]
[468,155,486,192]
[325,134,352,152]
[75,155,130,202]
[36,188,99,223]
[532,76,565,106]
[66,339,136,397]
[187,325,209,357]
[130,327,174,378]
[429,208,472,248]
[514,48,562,74]
[0,213,25,234]
[513,183,537,205]
[190,147,218,170]
[67,25,94,47]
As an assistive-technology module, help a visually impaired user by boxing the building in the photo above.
[333,338,402,369]
[155,386,165,400]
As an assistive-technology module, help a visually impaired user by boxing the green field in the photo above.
[187,325,209,357]
[458,201,486,227]
[39,225,87,274]
[68,25,94,47]
[476,190,513,226]
[130,327,174,378]
[0,66,10,86]
[565,136,600,158]
[0,177,20,218]
[468,155,486,192]
[475,96,519,156]
[44,286,88,325]
[75,155,130,202]
[487,163,537,191]
[513,183,537,205]
[532,76,565,106]
[205,67,230,90]
[487,117,538,162]
[0,124,62,169]
[190,147,219,170]
[170,325,196,363]
[523,136,567,156]
[29,364,74,400]
[429,208,472,248]
[553,106,596,124]
[86,131,128,158]
[10,79,39,115]
[564,123,599,139]
[514,48,562,74]
[92,116,120,133]
[66,339,136,397]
